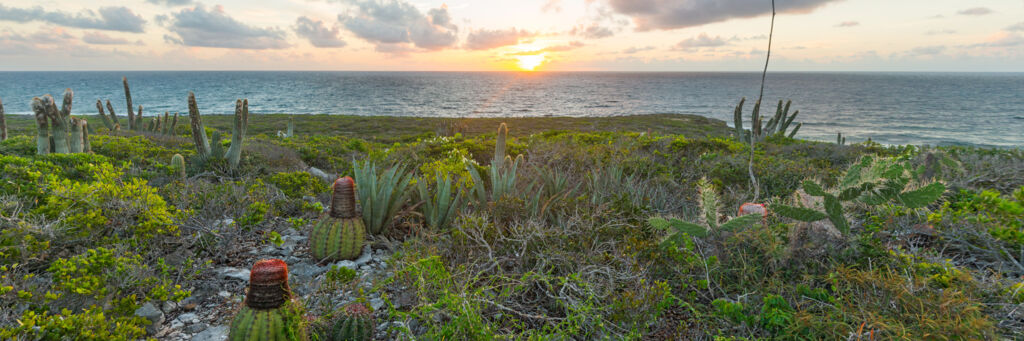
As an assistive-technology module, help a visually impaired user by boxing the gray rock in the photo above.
[353,245,373,266]
[162,300,178,314]
[185,322,208,334]
[370,297,384,310]
[134,302,164,335]
[191,325,228,341]
[177,313,198,323]
[333,260,356,269]
[289,262,328,282]
[218,291,231,298]
[217,267,250,281]
[170,320,184,330]
[308,167,334,183]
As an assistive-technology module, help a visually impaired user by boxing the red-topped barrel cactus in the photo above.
[320,303,374,341]
[738,203,768,224]
[229,259,308,340]
[310,177,366,262]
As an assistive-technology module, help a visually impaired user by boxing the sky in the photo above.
[1,0,1022,71]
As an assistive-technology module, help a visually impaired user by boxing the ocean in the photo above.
[1,71,1021,147]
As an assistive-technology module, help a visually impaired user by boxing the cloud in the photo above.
[294,16,347,48]
[1007,22,1024,32]
[541,0,562,13]
[622,46,655,54]
[926,29,957,35]
[163,4,289,49]
[507,41,584,55]
[674,33,728,50]
[835,21,859,27]
[465,28,531,50]
[338,0,458,51]
[571,24,614,39]
[907,45,946,56]
[0,5,146,33]
[957,7,992,16]
[606,0,840,31]
[82,31,133,45]
[968,34,1024,48]
[145,0,193,6]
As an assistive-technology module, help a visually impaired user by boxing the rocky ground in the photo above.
[137,222,395,341]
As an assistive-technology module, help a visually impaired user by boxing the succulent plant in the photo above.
[171,154,186,178]
[0,97,7,141]
[32,98,50,155]
[31,90,89,155]
[95,100,117,131]
[187,92,212,158]
[286,115,295,138]
[225,99,249,169]
[320,303,374,341]
[311,177,366,261]
[123,77,139,131]
[733,98,802,143]
[229,259,308,341]
[836,132,846,145]
[105,100,120,130]
[353,162,412,235]
[494,122,507,169]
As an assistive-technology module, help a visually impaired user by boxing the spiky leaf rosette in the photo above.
[246,259,291,310]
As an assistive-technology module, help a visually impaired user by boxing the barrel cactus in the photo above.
[229,259,308,341]
[321,303,374,341]
[310,177,366,262]
[171,154,186,178]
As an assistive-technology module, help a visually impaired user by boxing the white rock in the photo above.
[353,246,373,265]
[191,325,229,341]
[217,267,250,281]
[370,297,384,310]
[177,313,198,323]
[218,291,231,298]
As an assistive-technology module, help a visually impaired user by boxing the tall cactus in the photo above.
[105,100,120,130]
[69,118,85,153]
[733,98,802,143]
[123,76,137,131]
[0,97,6,141]
[229,259,308,341]
[225,99,249,169]
[161,112,170,135]
[187,92,211,158]
[311,177,366,261]
[95,100,116,130]
[46,92,72,154]
[31,98,50,155]
[494,122,507,169]
[285,115,295,138]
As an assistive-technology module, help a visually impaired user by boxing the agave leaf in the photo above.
[771,204,827,222]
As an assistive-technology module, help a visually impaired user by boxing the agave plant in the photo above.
[417,173,464,229]
[353,161,413,235]
[465,123,525,206]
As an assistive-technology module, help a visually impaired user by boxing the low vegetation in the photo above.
[0,112,1022,340]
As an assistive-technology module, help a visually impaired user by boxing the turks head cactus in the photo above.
[311,177,366,262]
[321,303,374,341]
[171,154,186,179]
[229,259,308,341]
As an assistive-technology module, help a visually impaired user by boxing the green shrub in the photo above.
[268,171,329,199]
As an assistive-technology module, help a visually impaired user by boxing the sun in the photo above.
[515,54,545,71]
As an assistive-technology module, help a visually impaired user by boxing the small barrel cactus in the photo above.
[322,303,374,341]
[171,154,186,178]
[738,203,768,224]
[229,259,307,341]
[311,177,366,262]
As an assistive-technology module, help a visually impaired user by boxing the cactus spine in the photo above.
[323,304,374,341]
[171,154,186,178]
[187,92,211,158]
[311,177,366,262]
[229,259,307,341]
[0,97,6,141]
[225,99,249,169]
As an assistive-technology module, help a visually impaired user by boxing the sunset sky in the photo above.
[1,0,1023,71]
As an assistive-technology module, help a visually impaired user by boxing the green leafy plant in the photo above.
[466,123,525,205]
[648,178,761,245]
[353,161,413,235]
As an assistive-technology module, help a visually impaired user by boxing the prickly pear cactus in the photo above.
[323,303,374,341]
[229,259,308,341]
[310,177,366,262]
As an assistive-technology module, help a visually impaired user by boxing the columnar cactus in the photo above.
[494,122,507,169]
[187,92,211,158]
[32,90,89,154]
[229,259,308,341]
[105,100,120,129]
[323,304,374,341]
[225,99,249,169]
[69,118,85,153]
[95,100,117,130]
[171,154,186,178]
[123,76,137,131]
[32,98,50,155]
[733,98,802,143]
[286,115,295,138]
[0,97,6,141]
[311,177,366,262]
